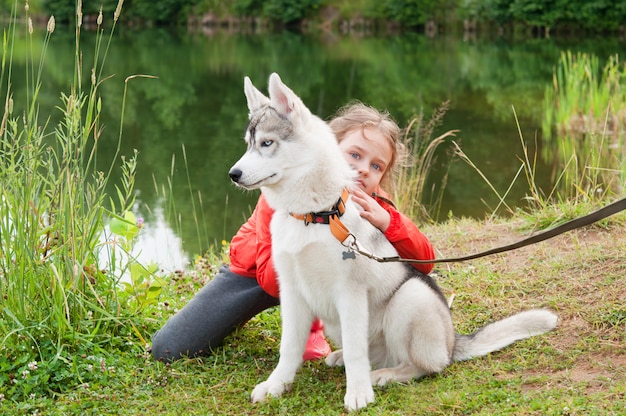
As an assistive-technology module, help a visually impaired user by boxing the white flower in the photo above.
[28,361,38,371]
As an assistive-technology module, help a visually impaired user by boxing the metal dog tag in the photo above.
[342,250,356,260]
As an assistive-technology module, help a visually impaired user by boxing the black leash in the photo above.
[348,197,626,264]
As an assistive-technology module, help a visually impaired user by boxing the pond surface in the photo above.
[14,26,626,269]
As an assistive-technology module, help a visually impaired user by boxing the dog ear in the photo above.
[268,72,305,117]
[244,76,270,114]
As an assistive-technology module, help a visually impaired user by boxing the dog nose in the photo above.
[229,168,242,183]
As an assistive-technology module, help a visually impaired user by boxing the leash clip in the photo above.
[341,233,358,251]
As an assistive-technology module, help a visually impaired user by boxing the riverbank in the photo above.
[9,212,624,414]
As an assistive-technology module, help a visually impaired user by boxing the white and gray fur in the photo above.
[229,73,558,411]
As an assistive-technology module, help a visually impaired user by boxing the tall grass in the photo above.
[456,52,626,228]
[395,101,458,222]
[543,51,626,141]
[541,51,626,208]
[0,1,155,402]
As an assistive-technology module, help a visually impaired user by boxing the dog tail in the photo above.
[452,309,558,362]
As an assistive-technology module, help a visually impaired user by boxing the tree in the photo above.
[261,0,321,24]
[380,0,440,27]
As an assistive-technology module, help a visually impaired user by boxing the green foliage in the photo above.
[567,0,626,32]
[41,0,78,23]
[0,336,138,403]
[0,1,161,404]
[28,0,626,31]
[378,0,440,26]
[541,51,626,204]
[543,51,626,141]
[129,0,199,25]
[108,210,165,314]
[461,0,512,24]
[463,0,626,32]
[262,0,322,24]
[232,0,264,17]
[509,0,571,28]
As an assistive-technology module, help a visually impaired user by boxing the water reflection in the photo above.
[11,26,626,267]
[100,206,189,280]
[132,207,189,273]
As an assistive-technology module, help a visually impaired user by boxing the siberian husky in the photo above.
[229,73,558,411]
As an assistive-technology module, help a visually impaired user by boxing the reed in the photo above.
[542,51,626,205]
[395,101,458,222]
[543,51,626,141]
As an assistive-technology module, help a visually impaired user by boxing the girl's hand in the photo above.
[350,187,391,232]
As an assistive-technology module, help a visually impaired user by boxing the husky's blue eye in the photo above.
[261,140,273,147]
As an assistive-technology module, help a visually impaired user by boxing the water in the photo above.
[15,26,626,270]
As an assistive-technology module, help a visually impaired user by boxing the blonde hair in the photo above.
[329,101,407,195]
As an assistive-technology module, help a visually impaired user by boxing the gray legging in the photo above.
[151,265,280,362]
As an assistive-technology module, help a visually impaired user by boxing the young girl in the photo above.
[151,102,435,362]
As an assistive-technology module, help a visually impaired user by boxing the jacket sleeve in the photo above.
[382,203,435,274]
[254,195,280,299]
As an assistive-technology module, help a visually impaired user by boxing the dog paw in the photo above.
[325,350,344,367]
[344,384,374,411]
[251,380,288,403]
[370,368,394,386]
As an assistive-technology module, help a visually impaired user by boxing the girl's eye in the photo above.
[372,163,381,171]
[261,140,273,147]
[350,152,360,159]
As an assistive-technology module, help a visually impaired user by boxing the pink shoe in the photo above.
[303,320,332,361]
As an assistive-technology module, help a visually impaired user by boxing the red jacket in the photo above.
[229,191,435,299]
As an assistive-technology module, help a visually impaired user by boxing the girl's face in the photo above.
[338,127,393,195]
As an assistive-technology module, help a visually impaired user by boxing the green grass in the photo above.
[3,216,625,414]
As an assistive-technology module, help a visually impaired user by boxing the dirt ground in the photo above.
[422,216,626,399]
